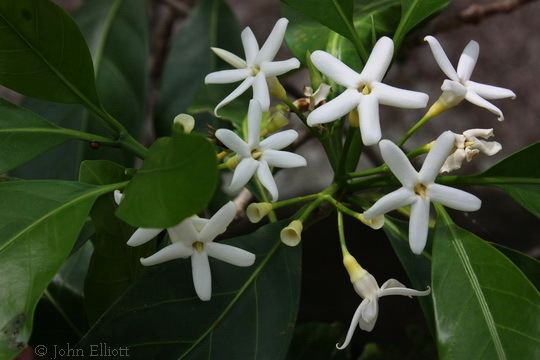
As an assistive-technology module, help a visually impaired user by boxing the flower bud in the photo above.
[246,202,273,223]
[267,76,287,101]
[224,155,240,170]
[266,112,289,133]
[173,114,195,134]
[280,220,303,247]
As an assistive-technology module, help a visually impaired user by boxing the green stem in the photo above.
[323,195,360,220]
[332,0,368,61]
[44,290,82,337]
[399,113,434,147]
[271,193,321,210]
[337,211,349,255]
[336,126,357,179]
[254,179,277,223]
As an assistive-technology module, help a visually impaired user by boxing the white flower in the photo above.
[337,255,430,349]
[307,37,429,146]
[205,18,300,115]
[424,36,516,120]
[114,193,255,301]
[216,99,307,201]
[363,131,481,254]
[441,128,502,173]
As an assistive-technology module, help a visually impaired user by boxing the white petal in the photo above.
[229,158,259,192]
[336,303,363,349]
[241,27,259,66]
[260,129,298,150]
[457,40,479,82]
[379,286,431,297]
[140,243,193,266]
[255,18,288,63]
[363,187,416,219]
[441,79,467,97]
[359,298,379,331]
[191,251,212,301]
[360,36,393,82]
[424,36,459,82]
[310,50,362,88]
[199,201,237,242]
[440,149,466,173]
[127,228,162,247]
[204,69,251,84]
[359,95,381,146]
[379,140,418,188]
[210,47,246,69]
[466,81,516,100]
[419,131,455,183]
[428,184,481,211]
[190,217,209,232]
[262,149,307,168]
[215,129,250,157]
[462,128,493,139]
[260,58,300,77]
[307,88,360,126]
[253,72,270,111]
[474,139,501,156]
[247,99,262,148]
[256,160,278,201]
[113,190,123,205]
[409,197,430,255]
[205,242,255,266]
[214,76,254,117]
[168,218,199,244]
[465,91,504,120]
[379,278,407,291]
[372,82,429,109]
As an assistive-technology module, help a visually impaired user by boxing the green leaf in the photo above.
[393,0,451,49]
[79,160,154,324]
[156,0,242,135]
[431,209,540,360]
[287,322,349,360]
[0,180,119,359]
[492,244,540,290]
[481,142,540,217]
[0,0,99,105]
[77,221,301,359]
[117,134,218,228]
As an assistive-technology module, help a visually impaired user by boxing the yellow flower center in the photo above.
[192,241,204,252]
[414,183,428,198]
[359,84,371,95]
[251,149,262,160]
[251,65,261,76]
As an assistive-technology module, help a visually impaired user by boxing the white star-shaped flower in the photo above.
[114,193,255,301]
[441,128,502,173]
[307,36,429,146]
[363,131,482,254]
[337,255,430,349]
[205,18,300,115]
[424,36,516,120]
[216,99,307,201]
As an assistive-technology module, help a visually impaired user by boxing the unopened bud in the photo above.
[173,114,195,134]
[246,202,273,223]
[224,155,240,170]
[266,112,289,133]
[280,220,303,247]
[267,76,287,101]
[348,109,360,128]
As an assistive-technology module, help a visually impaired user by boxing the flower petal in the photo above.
[379,286,431,297]
[260,58,300,77]
[360,36,393,82]
[168,218,199,244]
[190,217,209,232]
[466,81,516,100]
[247,99,262,148]
[428,184,481,211]
[253,72,270,111]
[127,228,162,247]
[474,139,502,156]
[262,149,307,168]
[372,82,429,109]
[204,68,251,84]
[457,40,479,82]
[462,128,494,139]
[424,36,459,82]
[363,187,416,219]
[359,298,379,331]
[256,160,279,201]
[140,243,193,266]
[215,129,250,157]
[259,129,298,150]
[336,303,363,349]
[241,27,259,66]
[409,197,430,255]
[229,158,259,192]
[379,278,407,290]
[307,88,360,126]
[379,140,418,188]
[465,91,504,120]
[214,76,254,117]
[191,251,212,301]
[359,94,382,146]
[310,50,362,88]
[255,18,288,63]
[210,47,246,69]
[441,149,466,173]
[419,131,455,183]
[113,190,123,205]
[441,79,467,97]
[205,242,256,266]
[199,201,237,242]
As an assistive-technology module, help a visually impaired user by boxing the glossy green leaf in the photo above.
[0,0,99,104]
[481,142,540,218]
[431,210,540,360]
[77,221,301,360]
[117,134,218,228]
[493,244,540,290]
[393,0,451,48]
[0,180,118,359]
[156,0,242,135]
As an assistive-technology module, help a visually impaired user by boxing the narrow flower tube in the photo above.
[280,220,303,246]
[246,202,273,223]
